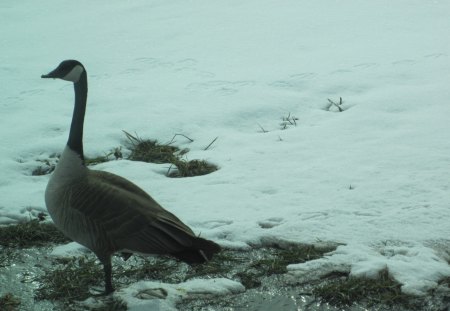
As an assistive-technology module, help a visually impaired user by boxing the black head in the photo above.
[41,60,85,83]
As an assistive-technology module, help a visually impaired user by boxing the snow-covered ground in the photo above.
[1,0,450,308]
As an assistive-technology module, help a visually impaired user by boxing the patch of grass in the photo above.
[36,255,181,306]
[252,245,336,275]
[130,138,180,163]
[0,219,69,248]
[235,271,262,289]
[280,112,298,130]
[35,256,103,302]
[33,244,338,306]
[168,159,218,178]
[115,255,182,284]
[236,245,336,289]
[440,276,450,287]
[185,245,337,290]
[124,130,218,178]
[312,269,414,308]
[124,130,182,164]
[0,293,20,311]
[0,247,21,270]
[0,247,21,267]
[36,254,184,306]
[325,97,345,112]
[185,250,243,280]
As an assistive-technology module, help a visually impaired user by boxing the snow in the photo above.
[103,278,244,311]
[50,242,89,258]
[1,0,450,306]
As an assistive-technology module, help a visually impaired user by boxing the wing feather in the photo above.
[68,169,197,255]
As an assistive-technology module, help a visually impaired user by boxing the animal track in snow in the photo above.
[289,73,317,79]
[353,62,378,69]
[134,288,168,300]
[269,80,294,88]
[424,53,446,59]
[391,59,417,66]
[199,219,233,229]
[176,58,197,67]
[300,212,329,221]
[353,211,381,217]
[269,72,316,89]
[258,217,284,229]
[19,89,44,96]
[330,69,352,75]
[187,80,255,95]
[133,57,174,68]
[130,57,216,79]
[260,187,277,195]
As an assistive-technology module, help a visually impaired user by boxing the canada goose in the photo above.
[42,60,221,294]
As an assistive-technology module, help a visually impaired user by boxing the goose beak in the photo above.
[41,69,58,79]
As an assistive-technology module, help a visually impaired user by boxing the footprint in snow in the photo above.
[258,217,284,229]
[289,72,317,80]
[424,53,446,59]
[198,220,233,229]
[353,62,378,69]
[187,80,255,95]
[391,59,417,66]
[176,58,197,67]
[269,72,316,89]
[134,288,168,300]
[133,57,174,69]
[330,68,352,75]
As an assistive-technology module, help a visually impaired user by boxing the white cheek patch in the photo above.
[62,65,84,82]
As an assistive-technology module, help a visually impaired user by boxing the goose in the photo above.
[42,60,221,294]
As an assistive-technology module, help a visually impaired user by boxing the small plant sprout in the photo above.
[112,147,123,160]
[168,133,194,145]
[280,112,298,130]
[204,136,218,151]
[326,97,344,112]
[257,123,268,133]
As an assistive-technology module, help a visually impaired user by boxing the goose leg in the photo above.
[102,257,114,294]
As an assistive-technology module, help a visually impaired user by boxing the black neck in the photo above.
[67,71,88,163]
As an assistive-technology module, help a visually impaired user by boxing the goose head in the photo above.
[41,60,85,83]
